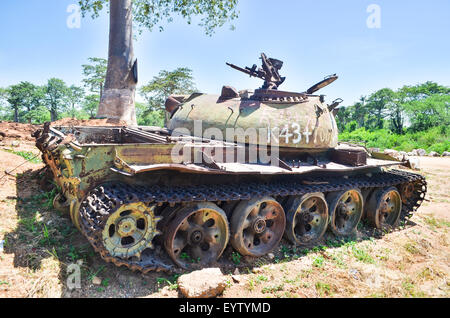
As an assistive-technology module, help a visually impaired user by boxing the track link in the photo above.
[78,169,426,273]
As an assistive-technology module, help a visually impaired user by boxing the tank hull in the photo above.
[33,125,427,273]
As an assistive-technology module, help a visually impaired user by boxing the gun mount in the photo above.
[227,53,339,96]
[226,53,286,90]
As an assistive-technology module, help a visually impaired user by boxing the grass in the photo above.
[339,126,450,154]
[404,242,421,255]
[256,275,268,283]
[180,252,200,264]
[261,284,284,294]
[402,279,426,298]
[315,281,332,297]
[2,149,42,164]
[156,274,180,291]
[87,266,105,282]
[101,278,110,287]
[345,241,376,264]
[231,251,241,265]
[312,255,325,268]
[423,216,450,229]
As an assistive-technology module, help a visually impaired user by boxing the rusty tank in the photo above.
[34,53,427,272]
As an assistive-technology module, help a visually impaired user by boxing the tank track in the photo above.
[78,169,426,273]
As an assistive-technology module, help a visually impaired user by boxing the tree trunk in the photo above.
[51,106,57,122]
[96,0,137,125]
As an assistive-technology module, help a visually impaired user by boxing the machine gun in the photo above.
[226,53,286,90]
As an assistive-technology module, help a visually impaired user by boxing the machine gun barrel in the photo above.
[226,62,261,78]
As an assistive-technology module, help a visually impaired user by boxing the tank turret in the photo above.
[167,53,343,149]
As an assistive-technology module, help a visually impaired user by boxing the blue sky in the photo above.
[0,0,449,105]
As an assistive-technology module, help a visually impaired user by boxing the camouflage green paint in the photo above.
[167,94,338,149]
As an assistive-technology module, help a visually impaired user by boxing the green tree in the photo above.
[44,78,70,121]
[5,82,44,123]
[82,94,101,119]
[365,88,395,130]
[406,93,450,132]
[0,87,11,121]
[67,85,85,119]
[335,105,352,132]
[139,67,196,126]
[81,57,107,97]
[79,0,239,125]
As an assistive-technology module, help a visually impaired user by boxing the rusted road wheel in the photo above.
[366,187,402,229]
[102,202,161,260]
[230,196,286,257]
[327,189,363,236]
[164,202,229,269]
[284,193,329,246]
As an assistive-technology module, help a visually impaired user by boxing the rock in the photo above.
[415,149,427,156]
[233,268,240,275]
[411,149,419,156]
[429,151,439,157]
[408,157,420,170]
[267,253,275,260]
[177,268,227,298]
[232,275,242,283]
[407,152,414,156]
[348,269,361,280]
[11,140,20,147]
[383,149,402,160]
[369,147,380,153]
[0,240,4,253]
[160,286,170,296]
[92,276,102,286]
[442,151,450,157]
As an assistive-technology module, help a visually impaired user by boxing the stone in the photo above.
[11,140,20,147]
[177,268,227,298]
[383,149,402,160]
[442,151,450,157]
[92,276,102,286]
[429,151,439,157]
[160,286,170,296]
[233,268,240,275]
[267,253,275,260]
[407,152,414,156]
[408,158,420,170]
[411,149,419,156]
[231,275,242,283]
[415,149,427,156]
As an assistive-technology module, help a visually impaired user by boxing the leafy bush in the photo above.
[339,126,449,154]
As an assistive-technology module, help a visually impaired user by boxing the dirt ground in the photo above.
[0,122,448,298]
